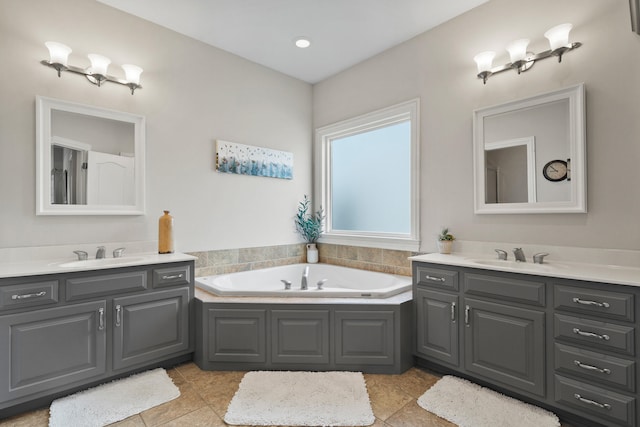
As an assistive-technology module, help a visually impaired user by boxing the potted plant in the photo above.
[437,228,455,254]
[295,195,324,263]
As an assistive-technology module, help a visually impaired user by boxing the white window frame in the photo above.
[314,98,420,251]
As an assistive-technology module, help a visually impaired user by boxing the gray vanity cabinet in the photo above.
[0,261,194,415]
[0,300,107,402]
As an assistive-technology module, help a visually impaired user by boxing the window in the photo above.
[314,99,420,250]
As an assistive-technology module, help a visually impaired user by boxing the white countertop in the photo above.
[410,253,640,288]
[0,252,197,279]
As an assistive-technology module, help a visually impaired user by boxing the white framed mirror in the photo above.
[36,96,146,215]
[473,83,586,214]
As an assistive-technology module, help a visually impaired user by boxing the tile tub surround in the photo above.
[190,243,417,278]
[0,362,581,427]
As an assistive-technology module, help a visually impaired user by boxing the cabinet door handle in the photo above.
[464,305,470,325]
[572,328,610,341]
[162,274,183,280]
[98,308,105,331]
[451,302,456,322]
[573,393,612,410]
[574,360,611,375]
[572,297,610,308]
[115,304,122,327]
[11,291,46,300]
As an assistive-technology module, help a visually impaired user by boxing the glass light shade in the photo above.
[545,23,573,51]
[473,51,495,73]
[122,64,143,84]
[88,54,111,76]
[506,39,530,63]
[45,42,72,66]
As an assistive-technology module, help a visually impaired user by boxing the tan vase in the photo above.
[437,240,453,254]
[158,210,175,254]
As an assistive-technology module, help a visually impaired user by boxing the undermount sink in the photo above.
[469,259,566,272]
[58,257,148,268]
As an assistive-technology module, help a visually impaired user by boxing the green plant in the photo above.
[438,228,455,241]
[295,195,325,243]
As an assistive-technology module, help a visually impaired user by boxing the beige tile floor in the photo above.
[1,363,577,427]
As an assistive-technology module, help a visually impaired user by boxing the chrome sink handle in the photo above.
[281,280,292,290]
[73,250,88,261]
[317,279,328,290]
[113,248,126,258]
[494,249,507,260]
[96,246,106,259]
[533,252,549,264]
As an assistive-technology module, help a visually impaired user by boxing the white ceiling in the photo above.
[96,0,488,84]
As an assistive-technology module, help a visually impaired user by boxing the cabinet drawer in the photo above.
[414,266,458,291]
[554,284,634,322]
[153,265,190,288]
[464,272,545,306]
[0,280,58,311]
[554,343,636,392]
[554,314,635,356]
[554,375,636,427]
[66,271,147,301]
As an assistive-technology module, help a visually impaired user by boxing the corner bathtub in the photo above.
[195,263,411,298]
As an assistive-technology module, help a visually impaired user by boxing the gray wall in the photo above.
[313,0,640,251]
[0,0,312,252]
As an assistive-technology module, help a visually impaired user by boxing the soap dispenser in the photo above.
[158,210,174,254]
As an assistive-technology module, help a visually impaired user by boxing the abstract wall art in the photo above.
[215,140,293,180]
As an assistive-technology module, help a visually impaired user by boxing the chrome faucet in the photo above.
[513,248,526,262]
[96,246,106,259]
[533,252,549,264]
[113,247,126,258]
[494,249,508,260]
[301,265,309,290]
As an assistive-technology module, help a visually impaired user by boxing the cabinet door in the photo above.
[272,310,329,364]
[0,301,107,402]
[113,287,190,370]
[335,310,394,366]
[206,308,266,363]
[415,288,459,366]
[464,297,545,397]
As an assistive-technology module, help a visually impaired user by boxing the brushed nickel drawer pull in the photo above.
[574,393,612,410]
[573,328,610,341]
[451,302,456,322]
[98,308,105,331]
[464,305,470,325]
[11,291,47,300]
[115,304,122,327]
[162,274,184,280]
[574,360,611,374]
[572,297,610,308]
[424,275,446,282]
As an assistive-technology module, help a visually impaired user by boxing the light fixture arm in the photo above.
[41,60,143,94]
[476,42,581,83]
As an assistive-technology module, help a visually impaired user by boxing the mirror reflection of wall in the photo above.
[484,99,570,203]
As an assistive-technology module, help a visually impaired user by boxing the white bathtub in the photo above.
[196,263,412,298]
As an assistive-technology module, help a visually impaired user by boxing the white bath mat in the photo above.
[224,371,375,426]
[49,368,180,427]
[417,375,560,427]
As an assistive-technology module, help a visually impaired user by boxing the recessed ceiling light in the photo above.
[294,37,311,48]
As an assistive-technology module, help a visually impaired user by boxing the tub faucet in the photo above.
[96,246,106,259]
[301,265,309,290]
[513,248,526,262]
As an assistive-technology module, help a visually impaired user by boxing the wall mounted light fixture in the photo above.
[42,42,143,95]
[473,23,581,84]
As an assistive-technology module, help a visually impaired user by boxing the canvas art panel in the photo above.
[216,140,293,179]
